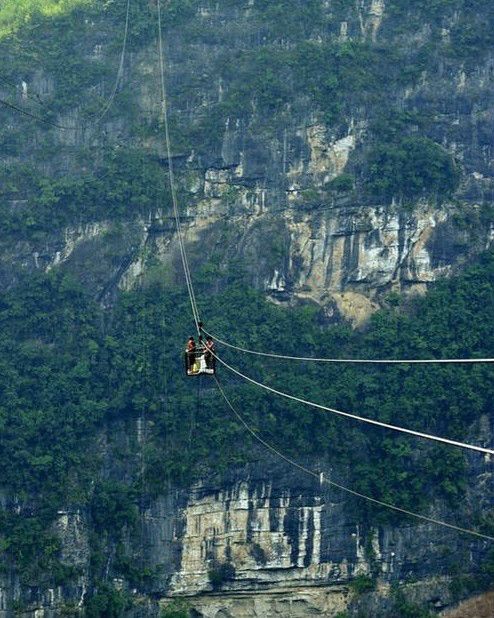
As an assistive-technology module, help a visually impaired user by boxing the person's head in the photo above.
[207,336,213,343]
[188,336,194,342]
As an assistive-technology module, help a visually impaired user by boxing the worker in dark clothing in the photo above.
[186,336,196,374]
[204,336,216,370]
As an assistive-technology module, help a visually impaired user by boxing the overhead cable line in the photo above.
[92,0,132,124]
[211,351,494,455]
[0,76,45,107]
[153,0,493,457]
[157,0,201,333]
[203,329,494,365]
[154,0,492,461]
[1,0,132,131]
[0,97,72,129]
[214,376,494,542]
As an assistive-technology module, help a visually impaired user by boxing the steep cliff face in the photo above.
[144,446,493,616]
[1,1,494,616]
[1,0,493,323]
[1,442,491,617]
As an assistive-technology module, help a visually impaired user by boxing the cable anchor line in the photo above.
[202,329,494,365]
[214,376,494,542]
[1,0,132,131]
[156,0,201,334]
[211,351,494,455]
[0,98,71,130]
[92,0,132,124]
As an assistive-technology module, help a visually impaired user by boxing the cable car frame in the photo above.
[184,348,215,376]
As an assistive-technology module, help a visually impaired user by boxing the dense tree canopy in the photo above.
[0,251,493,591]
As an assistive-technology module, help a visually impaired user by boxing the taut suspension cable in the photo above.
[214,376,494,542]
[203,328,494,365]
[156,0,200,333]
[211,351,494,455]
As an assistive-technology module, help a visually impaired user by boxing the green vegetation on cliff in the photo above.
[0,149,169,238]
[0,0,493,608]
[0,0,93,38]
[0,0,488,225]
[366,136,459,202]
[1,251,494,587]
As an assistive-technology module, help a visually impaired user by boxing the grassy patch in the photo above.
[0,0,93,38]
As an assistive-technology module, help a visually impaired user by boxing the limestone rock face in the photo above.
[1,1,494,324]
[2,164,486,324]
[173,587,350,618]
[0,442,491,617]
[1,0,494,615]
[139,454,488,617]
[138,443,490,616]
[169,480,332,595]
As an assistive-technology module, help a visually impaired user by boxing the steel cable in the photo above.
[214,376,494,542]
[156,0,201,333]
[211,350,494,455]
[203,328,494,365]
